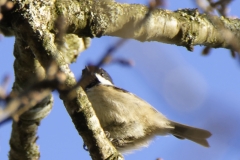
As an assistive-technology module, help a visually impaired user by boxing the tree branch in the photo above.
[8,35,53,160]
[92,2,240,51]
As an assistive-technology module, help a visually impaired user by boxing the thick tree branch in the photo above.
[91,2,240,51]
[9,96,53,160]
[55,1,240,51]
[2,1,239,51]
[8,36,53,160]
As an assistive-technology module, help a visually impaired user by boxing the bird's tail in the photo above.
[169,121,211,147]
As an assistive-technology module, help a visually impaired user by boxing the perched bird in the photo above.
[80,66,211,153]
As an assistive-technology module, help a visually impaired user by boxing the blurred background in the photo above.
[1,0,240,160]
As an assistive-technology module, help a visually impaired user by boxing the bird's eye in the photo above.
[101,73,104,76]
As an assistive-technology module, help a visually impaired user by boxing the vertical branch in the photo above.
[9,96,53,160]
[8,38,53,160]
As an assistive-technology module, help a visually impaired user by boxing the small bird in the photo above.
[80,66,211,153]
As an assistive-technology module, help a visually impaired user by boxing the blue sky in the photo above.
[1,0,240,160]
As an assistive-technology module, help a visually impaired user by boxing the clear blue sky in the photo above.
[1,0,240,160]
